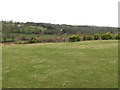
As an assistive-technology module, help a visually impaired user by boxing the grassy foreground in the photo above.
[2,40,118,88]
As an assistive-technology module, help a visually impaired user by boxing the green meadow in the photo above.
[2,40,118,88]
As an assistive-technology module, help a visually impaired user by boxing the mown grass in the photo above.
[2,40,118,88]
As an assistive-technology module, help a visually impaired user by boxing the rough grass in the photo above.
[11,33,54,39]
[2,40,118,88]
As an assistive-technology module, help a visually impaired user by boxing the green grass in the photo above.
[10,33,38,39]
[11,33,58,39]
[2,40,118,88]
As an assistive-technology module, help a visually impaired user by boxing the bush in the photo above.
[69,35,81,42]
[93,34,100,40]
[115,34,120,40]
[86,35,93,40]
[101,32,112,40]
[29,37,37,43]
[82,36,87,41]
[3,37,6,42]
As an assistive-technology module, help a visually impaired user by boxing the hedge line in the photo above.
[69,32,120,42]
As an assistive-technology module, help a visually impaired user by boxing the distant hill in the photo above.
[1,21,118,41]
[2,21,118,35]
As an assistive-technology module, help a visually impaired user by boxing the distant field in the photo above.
[10,33,55,39]
[2,40,118,88]
[10,33,70,39]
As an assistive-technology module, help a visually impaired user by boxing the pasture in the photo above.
[2,40,118,88]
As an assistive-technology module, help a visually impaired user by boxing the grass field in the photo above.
[11,33,55,39]
[2,40,118,88]
[10,33,70,39]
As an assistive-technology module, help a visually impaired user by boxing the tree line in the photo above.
[69,32,120,42]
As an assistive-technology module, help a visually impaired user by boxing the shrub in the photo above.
[3,37,6,42]
[29,37,37,43]
[82,36,87,41]
[101,32,112,40]
[93,34,100,40]
[69,35,81,42]
[115,34,120,40]
[86,35,93,40]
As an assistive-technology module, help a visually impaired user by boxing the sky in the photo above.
[0,0,119,27]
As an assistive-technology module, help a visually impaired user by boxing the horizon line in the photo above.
[0,19,118,28]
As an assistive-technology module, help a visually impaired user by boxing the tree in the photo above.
[93,34,100,40]
[69,35,81,42]
[115,34,120,40]
[29,37,37,43]
[101,32,112,40]
[86,35,93,40]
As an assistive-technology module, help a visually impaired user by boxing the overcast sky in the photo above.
[0,0,119,27]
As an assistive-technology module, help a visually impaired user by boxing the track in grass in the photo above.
[2,40,118,88]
